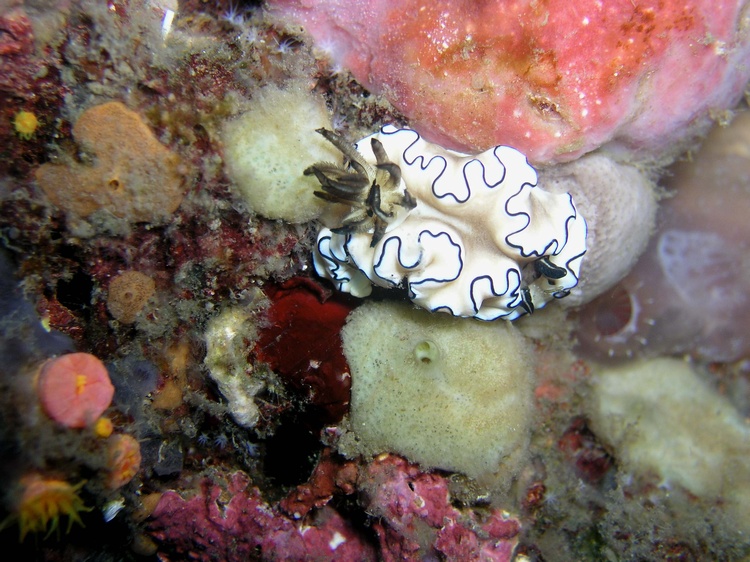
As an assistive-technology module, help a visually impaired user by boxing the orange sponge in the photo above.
[106,270,155,324]
[36,102,185,224]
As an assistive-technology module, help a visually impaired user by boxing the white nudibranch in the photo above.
[306,125,587,320]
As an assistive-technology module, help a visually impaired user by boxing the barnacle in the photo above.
[305,128,416,246]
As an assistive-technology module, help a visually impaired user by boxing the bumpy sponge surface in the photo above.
[222,85,340,223]
[342,301,533,484]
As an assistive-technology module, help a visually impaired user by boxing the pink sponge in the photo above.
[269,0,750,164]
[37,352,115,428]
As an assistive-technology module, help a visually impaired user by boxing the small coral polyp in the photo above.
[310,125,587,320]
[105,434,142,489]
[13,110,39,139]
[12,474,91,541]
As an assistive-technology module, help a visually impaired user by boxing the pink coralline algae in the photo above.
[279,448,359,519]
[360,454,520,562]
[148,454,521,561]
[148,471,377,561]
[558,416,614,486]
[0,10,34,57]
[268,0,750,164]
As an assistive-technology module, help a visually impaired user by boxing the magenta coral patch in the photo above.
[360,454,521,561]
[149,472,376,561]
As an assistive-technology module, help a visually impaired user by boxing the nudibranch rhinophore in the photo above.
[306,125,587,320]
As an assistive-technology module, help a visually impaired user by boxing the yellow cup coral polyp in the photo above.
[10,474,91,541]
[13,110,39,140]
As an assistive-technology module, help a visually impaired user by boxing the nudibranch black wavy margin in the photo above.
[307,125,587,321]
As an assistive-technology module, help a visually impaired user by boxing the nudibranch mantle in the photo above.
[310,125,587,320]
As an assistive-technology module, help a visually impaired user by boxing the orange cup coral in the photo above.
[105,434,142,489]
[37,352,115,429]
[35,101,185,224]
[5,474,91,541]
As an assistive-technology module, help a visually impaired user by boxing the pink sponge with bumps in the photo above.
[37,352,115,428]
[269,0,750,164]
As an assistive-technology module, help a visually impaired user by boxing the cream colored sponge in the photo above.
[342,301,534,484]
[588,357,750,533]
[589,358,750,500]
[221,84,339,223]
[538,153,658,307]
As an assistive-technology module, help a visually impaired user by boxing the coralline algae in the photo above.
[149,471,378,561]
[360,454,520,561]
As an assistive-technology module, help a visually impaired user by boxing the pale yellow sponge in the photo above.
[588,357,750,502]
[221,84,340,223]
[341,301,534,485]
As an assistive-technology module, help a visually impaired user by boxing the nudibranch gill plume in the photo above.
[306,125,587,320]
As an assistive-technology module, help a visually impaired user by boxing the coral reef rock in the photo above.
[360,454,521,561]
[149,471,377,561]
[204,302,267,429]
[576,112,750,362]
